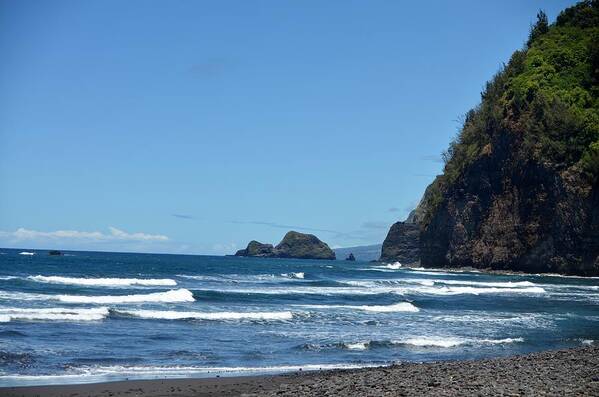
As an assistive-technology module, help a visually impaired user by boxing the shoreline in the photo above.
[2,345,598,396]
[386,262,599,278]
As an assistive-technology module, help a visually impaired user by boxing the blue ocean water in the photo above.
[0,248,598,386]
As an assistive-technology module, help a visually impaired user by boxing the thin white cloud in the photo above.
[0,227,168,242]
[107,227,168,241]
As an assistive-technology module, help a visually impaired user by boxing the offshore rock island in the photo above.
[235,231,336,260]
[381,1,599,276]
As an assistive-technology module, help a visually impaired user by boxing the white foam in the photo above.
[345,278,537,289]
[198,283,545,296]
[0,307,109,322]
[385,262,402,270]
[349,302,419,313]
[344,342,368,350]
[179,273,307,283]
[432,279,536,288]
[581,339,594,345]
[417,286,546,295]
[117,309,293,321]
[10,363,380,381]
[19,252,35,256]
[200,286,389,296]
[28,275,177,287]
[0,362,385,386]
[393,336,523,348]
[405,267,467,276]
[281,272,305,279]
[55,288,195,304]
[479,337,524,344]
[0,290,49,301]
[92,363,381,375]
[396,337,465,348]
[296,302,419,313]
[431,312,552,328]
[535,273,599,279]
[0,276,18,280]
[409,267,480,273]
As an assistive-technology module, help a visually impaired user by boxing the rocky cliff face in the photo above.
[234,241,274,257]
[416,2,599,276]
[379,222,420,264]
[235,231,336,260]
[420,134,599,275]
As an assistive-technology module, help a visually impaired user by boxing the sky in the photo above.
[0,0,578,255]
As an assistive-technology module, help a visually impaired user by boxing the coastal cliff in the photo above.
[414,1,599,276]
[379,179,440,263]
[380,222,420,264]
[235,231,336,260]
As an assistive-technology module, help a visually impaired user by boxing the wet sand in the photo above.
[2,345,598,396]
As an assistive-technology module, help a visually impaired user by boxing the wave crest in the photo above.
[0,307,109,322]
[392,336,524,348]
[29,275,177,287]
[56,289,194,304]
[281,272,305,279]
[115,309,293,321]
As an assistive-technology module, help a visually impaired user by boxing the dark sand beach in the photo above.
[3,345,598,397]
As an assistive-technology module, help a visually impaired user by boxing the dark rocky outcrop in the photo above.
[379,179,439,263]
[235,231,336,260]
[234,241,274,257]
[48,250,63,256]
[380,222,420,264]
[420,135,599,275]
[345,253,356,261]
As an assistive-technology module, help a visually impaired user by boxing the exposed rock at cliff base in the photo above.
[420,135,599,276]
[380,222,420,264]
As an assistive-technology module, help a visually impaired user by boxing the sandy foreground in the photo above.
[2,346,598,397]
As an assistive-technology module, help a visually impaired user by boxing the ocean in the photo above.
[0,248,598,386]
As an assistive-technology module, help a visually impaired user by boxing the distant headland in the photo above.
[235,231,336,260]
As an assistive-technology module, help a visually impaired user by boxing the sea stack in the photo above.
[235,231,336,260]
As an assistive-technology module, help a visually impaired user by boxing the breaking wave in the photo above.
[393,336,524,348]
[380,262,401,270]
[199,283,546,296]
[55,289,194,304]
[304,337,524,351]
[0,307,109,322]
[297,302,419,313]
[28,275,177,287]
[281,272,305,279]
[115,309,293,321]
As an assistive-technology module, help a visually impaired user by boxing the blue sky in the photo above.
[0,0,577,254]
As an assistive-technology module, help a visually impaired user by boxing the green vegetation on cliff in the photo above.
[426,1,599,225]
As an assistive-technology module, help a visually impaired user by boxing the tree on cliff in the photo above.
[527,10,549,47]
